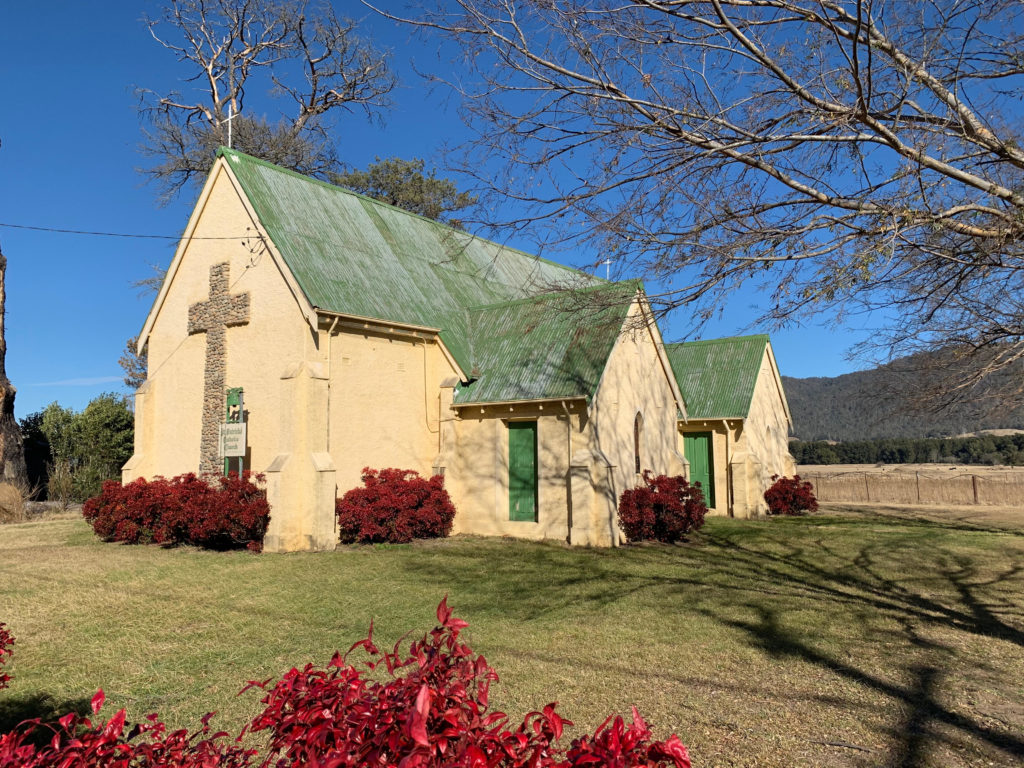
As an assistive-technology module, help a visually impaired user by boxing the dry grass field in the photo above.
[800,463,1024,476]
[1,507,1023,767]
[799,464,1024,507]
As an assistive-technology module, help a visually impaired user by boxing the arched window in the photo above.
[634,412,644,474]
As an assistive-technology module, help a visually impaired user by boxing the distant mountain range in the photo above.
[782,361,1024,441]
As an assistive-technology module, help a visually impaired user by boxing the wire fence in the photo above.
[805,470,1024,506]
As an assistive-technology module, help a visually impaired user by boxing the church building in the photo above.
[665,336,796,518]
[125,148,694,552]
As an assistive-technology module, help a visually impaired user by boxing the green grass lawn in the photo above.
[1,509,1023,767]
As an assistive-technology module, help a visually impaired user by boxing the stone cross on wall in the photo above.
[188,262,250,473]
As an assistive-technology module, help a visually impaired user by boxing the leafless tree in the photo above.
[119,335,148,391]
[140,0,396,202]
[391,0,1024,407]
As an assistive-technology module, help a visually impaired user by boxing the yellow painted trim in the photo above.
[316,309,440,334]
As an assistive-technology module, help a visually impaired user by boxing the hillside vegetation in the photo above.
[791,433,1024,466]
[783,360,1024,441]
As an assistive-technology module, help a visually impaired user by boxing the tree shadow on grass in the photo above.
[0,692,92,743]
[714,604,1024,765]
[407,523,1024,649]
[703,528,1024,648]
[398,515,1024,764]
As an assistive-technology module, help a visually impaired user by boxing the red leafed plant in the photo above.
[336,467,456,544]
[0,622,12,691]
[763,474,818,516]
[0,690,257,768]
[618,472,707,543]
[82,472,269,551]
[0,600,691,768]
[247,596,690,768]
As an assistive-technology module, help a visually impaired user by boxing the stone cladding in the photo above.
[187,263,250,473]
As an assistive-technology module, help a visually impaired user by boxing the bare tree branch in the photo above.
[387,0,1024,406]
[139,0,396,201]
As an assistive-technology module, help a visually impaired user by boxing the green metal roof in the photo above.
[453,282,638,405]
[664,335,769,419]
[217,148,623,394]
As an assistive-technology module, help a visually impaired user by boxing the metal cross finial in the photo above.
[602,258,613,280]
[221,105,240,148]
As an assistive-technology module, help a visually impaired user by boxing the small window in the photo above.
[634,412,644,474]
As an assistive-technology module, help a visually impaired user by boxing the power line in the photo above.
[0,221,255,241]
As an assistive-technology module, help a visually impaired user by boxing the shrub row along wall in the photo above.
[805,471,1024,506]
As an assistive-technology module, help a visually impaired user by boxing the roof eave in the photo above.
[452,395,589,409]
[137,156,227,352]
[317,309,467,381]
[138,155,321,353]
[764,341,794,428]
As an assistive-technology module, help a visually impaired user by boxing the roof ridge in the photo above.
[217,146,599,282]
[666,334,769,348]
[463,279,640,314]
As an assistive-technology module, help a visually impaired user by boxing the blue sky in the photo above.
[0,2,875,419]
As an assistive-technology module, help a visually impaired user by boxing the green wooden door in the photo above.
[508,421,538,521]
[684,431,715,508]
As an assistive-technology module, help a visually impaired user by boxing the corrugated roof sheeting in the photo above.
[452,283,637,405]
[664,335,769,419]
[220,148,593,373]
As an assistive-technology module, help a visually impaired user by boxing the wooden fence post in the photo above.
[864,473,870,502]
[972,474,979,504]
[916,471,921,503]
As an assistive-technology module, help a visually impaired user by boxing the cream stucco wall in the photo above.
[442,401,584,542]
[734,350,796,516]
[589,310,687,542]
[126,162,313,484]
[326,327,455,495]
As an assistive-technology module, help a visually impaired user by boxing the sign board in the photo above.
[219,423,247,458]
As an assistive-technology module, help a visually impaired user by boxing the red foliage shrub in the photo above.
[336,467,456,544]
[618,472,707,543]
[248,597,690,768]
[82,472,269,551]
[0,690,256,768]
[0,600,692,768]
[185,473,272,551]
[0,622,12,691]
[763,474,819,516]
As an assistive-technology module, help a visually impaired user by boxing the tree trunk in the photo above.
[0,247,28,488]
